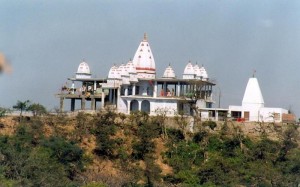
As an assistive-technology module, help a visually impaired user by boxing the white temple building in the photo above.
[229,76,290,122]
[59,33,215,117]
[57,33,294,122]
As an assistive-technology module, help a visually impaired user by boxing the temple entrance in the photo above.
[130,100,139,112]
[141,100,150,113]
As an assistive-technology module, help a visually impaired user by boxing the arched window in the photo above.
[130,100,139,112]
[141,100,150,113]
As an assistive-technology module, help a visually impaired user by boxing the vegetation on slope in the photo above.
[0,109,299,186]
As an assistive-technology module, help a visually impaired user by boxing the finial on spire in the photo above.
[253,69,256,77]
[143,33,148,41]
[169,63,171,66]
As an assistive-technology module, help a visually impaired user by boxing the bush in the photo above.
[203,121,217,130]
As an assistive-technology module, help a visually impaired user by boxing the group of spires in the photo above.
[75,33,209,81]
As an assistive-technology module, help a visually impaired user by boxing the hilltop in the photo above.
[0,111,299,186]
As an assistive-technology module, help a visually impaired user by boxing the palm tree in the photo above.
[28,103,47,116]
[13,100,30,116]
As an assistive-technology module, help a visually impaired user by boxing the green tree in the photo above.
[12,100,30,117]
[93,110,118,157]
[27,103,47,116]
[0,107,11,117]
[20,147,72,187]
[42,136,84,179]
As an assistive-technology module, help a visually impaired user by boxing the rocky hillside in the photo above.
[0,111,299,186]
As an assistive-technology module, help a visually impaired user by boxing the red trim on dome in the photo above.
[136,67,156,71]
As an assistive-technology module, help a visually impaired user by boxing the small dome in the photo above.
[162,64,176,78]
[77,61,91,74]
[108,65,121,79]
[183,62,195,75]
[199,66,208,79]
[118,63,129,77]
[126,60,137,74]
[193,64,201,77]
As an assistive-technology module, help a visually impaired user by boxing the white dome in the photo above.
[108,65,121,79]
[126,60,137,74]
[199,66,208,79]
[183,62,195,75]
[132,33,156,79]
[118,63,129,77]
[194,64,201,77]
[77,61,91,74]
[162,64,176,78]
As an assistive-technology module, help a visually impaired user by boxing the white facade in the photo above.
[229,77,288,122]
[65,34,214,117]
[61,34,294,123]
[132,33,156,79]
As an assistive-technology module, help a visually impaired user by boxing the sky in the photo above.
[1,0,300,116]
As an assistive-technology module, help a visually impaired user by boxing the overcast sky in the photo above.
[1,0,300,116]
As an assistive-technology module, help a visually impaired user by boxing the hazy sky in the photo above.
[1,0,300,116]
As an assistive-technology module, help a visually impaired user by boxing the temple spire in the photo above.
[253,69,256,77]
[143,33,148,41]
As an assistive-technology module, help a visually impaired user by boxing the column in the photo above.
[60,97,64,112]
[71,98,75,111]
[81,98,86,110]
[117,87,121,107]
[153,81,157,98]
[125,86,128,96]
[138,100,142,111]
[101,91,105,109]
[177,82,181,97]
[132,84,136,95]
[215,110,219,121]
[109,89,112,102]
[127,100,131,114]
[91,98,95,110]
[94,81,97,91]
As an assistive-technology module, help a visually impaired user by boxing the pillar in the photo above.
[60,97,64,112]
[138,100,142,111]
[101,91,105,109]
[177,82,181,97]
[116,87,121,108]
[125,86,128,96]
[109,89,113,103]
[127,100,131,114]
[132,84,136,95]
[81,98,86,110]
[153,81,157,98]
[94,81,97,91]
[71,98,75,111]
[215,110,219,121]
[91,98,95,110]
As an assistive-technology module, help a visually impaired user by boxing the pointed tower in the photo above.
[162,64,176,79]
[132,33,156,79]
[76,60,91,79]
[241,77,265,121]
[242,77,264,108]
[183,61,195,79]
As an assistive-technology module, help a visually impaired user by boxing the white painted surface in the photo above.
[132,33,156,79]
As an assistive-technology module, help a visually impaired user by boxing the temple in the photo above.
[57,34,216,117]
[57,33,293,122]
[229,76,293,122]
